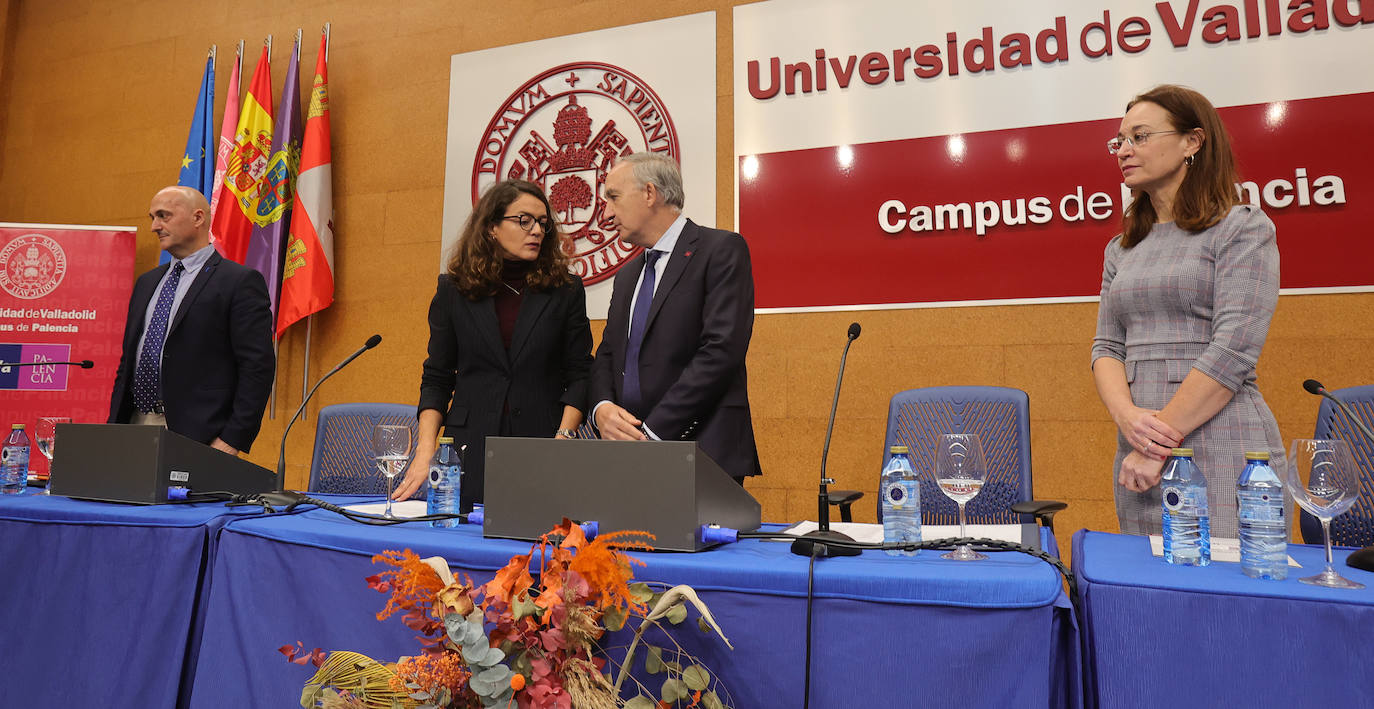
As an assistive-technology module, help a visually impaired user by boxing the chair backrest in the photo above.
[309,403,422,497]
[1300,385,1374,547]
[884,386,1033,525]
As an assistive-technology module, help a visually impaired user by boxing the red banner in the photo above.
[0,224,136,474]
[739,92,1371,310]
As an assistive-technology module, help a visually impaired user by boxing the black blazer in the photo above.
[418,273,593,509]
[590,219,762,480]
[108,250,275,452]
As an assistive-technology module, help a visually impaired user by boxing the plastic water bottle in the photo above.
[1161,447,1210,566]
[427,437,462,528]
[881,445,921,556]
[2,424,31,495]
[1237,451,1287,580]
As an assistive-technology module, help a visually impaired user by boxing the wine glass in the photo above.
[35,416,70,495]
[935,433,989,561]
[372,424,412,519]
[1285,438,1364,589]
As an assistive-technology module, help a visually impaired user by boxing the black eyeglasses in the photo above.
[500,214,555,234]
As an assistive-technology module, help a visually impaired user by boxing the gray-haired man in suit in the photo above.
[590,152,762,483]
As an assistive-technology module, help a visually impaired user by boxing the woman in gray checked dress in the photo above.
[1092,85,1285,538]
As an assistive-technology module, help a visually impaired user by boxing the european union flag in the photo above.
[166,52,216,263]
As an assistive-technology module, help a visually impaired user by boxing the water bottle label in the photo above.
[2,446,27,467]
[1162,485,1184,512]
[1238,491,1284,522]
[885,481,909,508]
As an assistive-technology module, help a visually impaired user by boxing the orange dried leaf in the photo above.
[371,550,446,625]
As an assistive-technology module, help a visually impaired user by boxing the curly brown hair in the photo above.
[446,180,573,300]
[1120,85,1242,248]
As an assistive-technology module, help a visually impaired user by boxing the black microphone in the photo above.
[1303,379,1374,445]
[0,359,94,369]
[275,335,383,492]
[792,322,863,558]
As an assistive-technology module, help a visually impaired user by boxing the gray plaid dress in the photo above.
[1092,204,1286,538]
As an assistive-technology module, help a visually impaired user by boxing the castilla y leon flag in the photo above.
[244,39,302,319]
[209,44,242,250]
[277,31,334,339]
[212,44,274,265]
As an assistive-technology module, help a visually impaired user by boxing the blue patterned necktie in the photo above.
[622,250,661,414]
[132,261,184,413]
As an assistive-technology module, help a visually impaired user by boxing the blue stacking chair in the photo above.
[1300,385,1374,547]
[308,402,423,497]
[881,386,1065,529]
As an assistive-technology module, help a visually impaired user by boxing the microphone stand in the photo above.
[1312,386,1374,445]
[0,360,94,370]
[275,335,382,493]
[792,325,862,558]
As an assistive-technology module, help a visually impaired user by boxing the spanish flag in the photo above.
[277,31,334,338]
[211,44,274,264]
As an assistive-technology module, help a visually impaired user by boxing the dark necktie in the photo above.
[622,250,661,414]
[132,261,184,413]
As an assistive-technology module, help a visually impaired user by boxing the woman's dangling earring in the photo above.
[1185,153,1195,167]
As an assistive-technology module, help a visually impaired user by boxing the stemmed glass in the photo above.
[935,433,989,561]
[35,417,69,495]
[372,424,412,519]
[1285,438,1364,589]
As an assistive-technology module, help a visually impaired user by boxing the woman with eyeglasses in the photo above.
[392,179,593,511]
[1091,84,1284,537]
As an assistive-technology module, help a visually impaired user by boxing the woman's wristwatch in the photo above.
[555,428,577,439]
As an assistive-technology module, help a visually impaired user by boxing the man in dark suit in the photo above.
[590,152,761,482]
[108,186,274,454]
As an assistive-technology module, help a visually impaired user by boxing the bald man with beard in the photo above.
[108,186,275,454]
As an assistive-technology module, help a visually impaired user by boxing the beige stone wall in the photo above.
[1,0,1368,554]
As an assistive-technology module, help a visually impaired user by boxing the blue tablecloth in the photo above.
[190,496,1078,708]
[1073,530,1374,709]
[0,490,268,708]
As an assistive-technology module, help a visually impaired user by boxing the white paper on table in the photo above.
[1148,535,1301,567]
[343,500,429,518]
[780,521,1027,546]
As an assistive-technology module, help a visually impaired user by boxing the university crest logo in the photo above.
[0,234,67,300]
[472,62,681,284]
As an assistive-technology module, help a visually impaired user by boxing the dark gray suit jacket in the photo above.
[108,250,275,452]
[590,219,762,480]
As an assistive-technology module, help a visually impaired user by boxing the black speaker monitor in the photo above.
[49,423,276,503]
[483,437,761,552]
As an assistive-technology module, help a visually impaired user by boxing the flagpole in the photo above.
[237,39,243,76]
[302,23,329,420]
[265,33,279,419]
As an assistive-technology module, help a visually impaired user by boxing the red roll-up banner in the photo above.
[0,223,137,475]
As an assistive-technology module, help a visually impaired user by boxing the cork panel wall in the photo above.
[0,0,1369,558]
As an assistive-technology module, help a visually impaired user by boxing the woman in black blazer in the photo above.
[392,180,593,511]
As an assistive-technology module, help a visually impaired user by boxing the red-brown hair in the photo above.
[1120,85,1242,248]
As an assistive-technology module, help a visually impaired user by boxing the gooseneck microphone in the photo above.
[1303,379,1374,445]
[275,335,383,492]
[0,359,94,369]
[792,322,863,558]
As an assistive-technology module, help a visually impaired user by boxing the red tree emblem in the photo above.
[549,175,592,224]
